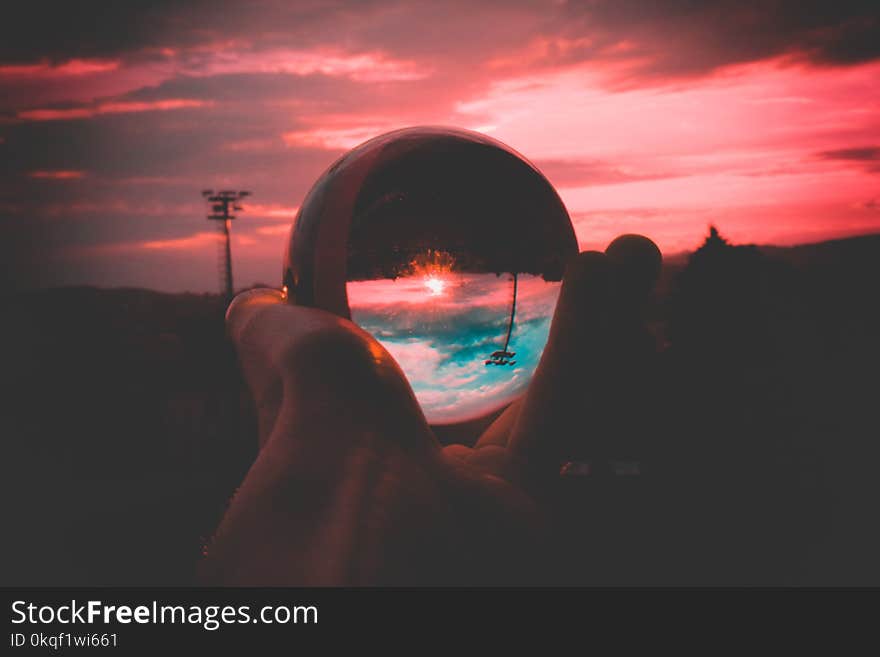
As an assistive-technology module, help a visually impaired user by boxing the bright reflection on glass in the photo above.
[348,266,560,424]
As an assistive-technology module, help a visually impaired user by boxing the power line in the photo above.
[202,189,251,300]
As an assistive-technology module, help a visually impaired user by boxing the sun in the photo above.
[423,275,447,296]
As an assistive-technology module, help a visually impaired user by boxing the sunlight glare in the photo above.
[424,275,446,296]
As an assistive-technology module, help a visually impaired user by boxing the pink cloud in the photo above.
[222,138,282,153]
[18,98,211,122]
[244,203,299,220]
[487,35,596,71]
[188,48,428,82]
[0,58,120,78]
[28,170,86,180]
[282,122,402,150]
[141,231,221,251]
[256,224,292,236]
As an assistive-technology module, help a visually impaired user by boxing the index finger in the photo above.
[506,236,662,486]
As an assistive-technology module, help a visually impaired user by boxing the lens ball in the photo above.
[284,127,577,424]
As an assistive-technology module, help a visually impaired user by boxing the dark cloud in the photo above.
[1,1,223,63]
[1,106,218,177]
[817,146,880,161]
[558,0,880,79]
[817,145,880,173]
[5,1,878,77]
[0,0,532,65]
[124,72,363,104]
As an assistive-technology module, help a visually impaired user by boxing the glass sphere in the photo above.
[284,127,577,425]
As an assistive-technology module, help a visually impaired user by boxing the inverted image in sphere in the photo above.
[284,126,578,425]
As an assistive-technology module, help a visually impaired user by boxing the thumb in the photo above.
[226,287,435,453]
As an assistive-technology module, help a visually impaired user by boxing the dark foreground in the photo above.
[2,230,879,585]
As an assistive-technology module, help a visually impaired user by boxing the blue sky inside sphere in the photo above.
[348,272,561,424]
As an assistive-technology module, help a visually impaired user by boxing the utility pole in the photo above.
[202,189,251,300]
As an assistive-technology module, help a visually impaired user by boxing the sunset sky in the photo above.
[2,0,878,292]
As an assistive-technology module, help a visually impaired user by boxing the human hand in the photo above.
[198,235,661,585]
